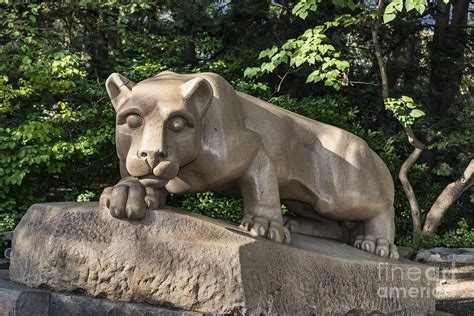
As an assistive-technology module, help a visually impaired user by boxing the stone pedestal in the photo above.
[0,270,193,316]
[10,203,436,314]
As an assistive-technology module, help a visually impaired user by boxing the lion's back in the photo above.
[235,90,394,213]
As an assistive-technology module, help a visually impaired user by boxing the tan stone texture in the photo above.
[10,203,435,314]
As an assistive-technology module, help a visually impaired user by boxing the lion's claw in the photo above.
[99,177,161,220]
[240,215,290,244]
[354,235,399,259]
[240,220,251,231]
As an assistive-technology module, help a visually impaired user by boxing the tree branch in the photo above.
[399,147,424,232]
[405,126,426,150]
[349,80,380,86]
[272,67,301,96]
[422,159,474,236]
[398,126,426,233]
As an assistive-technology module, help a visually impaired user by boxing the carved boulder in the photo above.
[10,203,435,314]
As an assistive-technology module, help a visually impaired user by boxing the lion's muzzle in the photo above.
[152,160,180,180]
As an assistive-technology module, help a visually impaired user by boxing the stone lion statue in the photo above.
[99,71,399,259]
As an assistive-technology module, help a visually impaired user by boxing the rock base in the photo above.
[10,203,436,314]
[416,247,474,264]
[0,270,195,315]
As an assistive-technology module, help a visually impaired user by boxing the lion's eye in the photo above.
[169,116,186,132]
[126,114,143,129]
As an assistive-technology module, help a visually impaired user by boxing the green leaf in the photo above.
[409,109,425,118]
[384,1,397,14]
[294,58,304,67]
[383,1,403,24]
[261,62,275,72]
[22,56,32,64]
[401,95,414,103]
[383,12,396,24]
[324,79,334,87]
[335,60,349,70]
[347,0,356,10]
[258,50,267,59]
[393,0,404,11]
[243,67,259,78]
[258,46,278,59]
[306,70,321,83]
[405,0,415,11]
[414,2,426,14]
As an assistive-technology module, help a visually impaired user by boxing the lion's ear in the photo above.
[105,73,136,111]
[181,77,213,118]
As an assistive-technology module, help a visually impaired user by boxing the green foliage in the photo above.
[292,0,356,19]
[0,212,20,234]
[383,0,405,24]
[270,95,359,129]
[292,0,319,19]
[383,0,449,23]
[385,96,425,127]
[398,218,474,249]
[170,192,244,224]
[245,3,355,91]
[76,191,97,202]
[245,26,351,90]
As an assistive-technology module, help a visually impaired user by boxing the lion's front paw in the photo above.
[240,215,290,244]
[99,177,161,220]
[354,235,399,259]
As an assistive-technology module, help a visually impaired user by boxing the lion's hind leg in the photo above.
[353,205,399,259]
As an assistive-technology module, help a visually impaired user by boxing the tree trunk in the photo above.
[184,40,197,66]
[399,127,426,233]
[429,0,469,114]
[422,159,474,236]
[81,8,110,80]
[371,0,389,100]
[402,33,416,84]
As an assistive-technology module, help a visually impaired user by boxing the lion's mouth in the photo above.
[138,175,169,188]
[133,161,179,188]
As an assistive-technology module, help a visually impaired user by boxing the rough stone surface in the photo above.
[0,270,49,316]
[49,292,197,316]
[416,248,474,264]
[0,270,197,315]
[10,203,436,314]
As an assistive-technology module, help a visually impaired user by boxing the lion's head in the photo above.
[105,72,213,188]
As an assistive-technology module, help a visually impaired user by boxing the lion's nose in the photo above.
[138,149,166,158]
[138,149,167,167]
